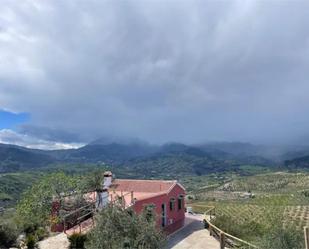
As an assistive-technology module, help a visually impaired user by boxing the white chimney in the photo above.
[103,171,113,189]
[96,171,113,210]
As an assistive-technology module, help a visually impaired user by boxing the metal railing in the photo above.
[63,202,95,233]
[62,191,131,233]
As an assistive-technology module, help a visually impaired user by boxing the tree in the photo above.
[16,172,79,230]
[81,170,105,209]
[85,204,166,249]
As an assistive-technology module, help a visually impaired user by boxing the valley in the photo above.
[1,141,309,248]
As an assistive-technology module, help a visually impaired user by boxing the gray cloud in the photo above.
[17,125,84,143]
[0,129,84,150]
[1,0,309,145]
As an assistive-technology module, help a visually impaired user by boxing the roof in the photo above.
[108,179,185,206]
[111,179,178,193]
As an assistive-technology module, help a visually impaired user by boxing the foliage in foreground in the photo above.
[68,233,87,249]
[86,204,166,249]
[16,172,79,230]
[192,199,306,248]
[0,223,19,248]
[258,225,304,249]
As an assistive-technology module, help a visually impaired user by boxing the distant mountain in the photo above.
[126,145,234,177]
[0,141,159,172]
[197,142,264,157]
[89,136,149,146]
[0,141,278,174]
[285,155,309,169]
[0,143,55,172]
[64,143,158,163]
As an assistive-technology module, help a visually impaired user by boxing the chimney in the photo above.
[97,171,113,209]
[103,171,113,189]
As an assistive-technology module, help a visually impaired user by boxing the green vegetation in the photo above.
[1,171,98,247]
[219,172,309,193]
[86,204,166,249]
[16,172,81,227]
[68,233,87,249]
[189,172,309,248]
[1,140,308,248]
[259,226,304,249]
[0,172,42,207]
[0,222,19,248]
[5,170,166,248]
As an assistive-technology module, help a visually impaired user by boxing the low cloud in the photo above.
[0,129,84,150]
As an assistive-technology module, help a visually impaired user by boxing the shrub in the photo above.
[301,190,309,197]
[86,204,166,249]
[68,233,87,249]
[0,223,18,248]
[258,226,304,249]
[212,214,264,240]
[35,226,48,241]
[25,234,37,249]
[23,223,39,235]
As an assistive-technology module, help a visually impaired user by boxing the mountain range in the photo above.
[0,140,308,175]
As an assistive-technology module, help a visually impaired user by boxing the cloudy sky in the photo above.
[1,0,309,149]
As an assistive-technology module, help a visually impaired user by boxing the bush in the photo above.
[0,223,18,248]
[212,214,264,240]
[68,233,87,249]
[86,204,166,249]
[301,190,309,197]
[35,226,48,241]
[23,223,39,235]
[259,226,304,249]
[25,234,37,249]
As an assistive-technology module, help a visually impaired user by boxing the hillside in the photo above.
[285,155,309,169]
[0,144,55,172]
[0,141,277,175]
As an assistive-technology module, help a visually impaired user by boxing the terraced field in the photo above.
[192,201,308,243]
[219,172,309,193]
[284,205,309,228]
[188,172,309,245]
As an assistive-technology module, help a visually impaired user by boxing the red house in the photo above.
[109,178,186,234]
[51,173,186,235]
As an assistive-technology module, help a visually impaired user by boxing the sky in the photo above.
[1,0,309,149]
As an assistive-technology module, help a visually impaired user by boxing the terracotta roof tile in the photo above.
[111,179,177,193]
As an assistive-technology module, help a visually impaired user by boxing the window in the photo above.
[169,198,175,211]
[178,195,184,210]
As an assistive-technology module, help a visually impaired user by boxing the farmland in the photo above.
[188,172,309,247]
